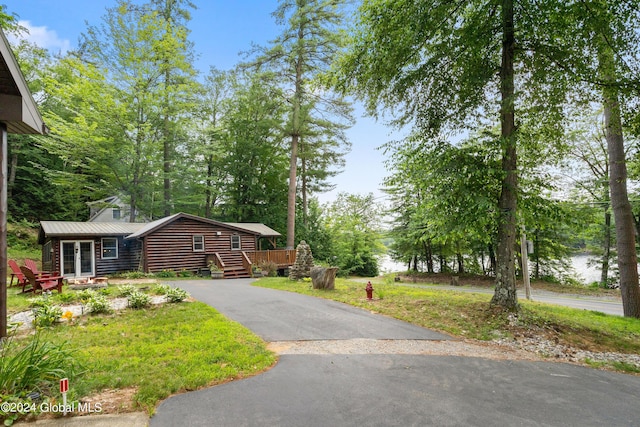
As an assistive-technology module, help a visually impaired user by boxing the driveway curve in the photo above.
[165,278,449,341]
[151,279,640,426]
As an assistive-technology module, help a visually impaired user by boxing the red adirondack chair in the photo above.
[24,259,57,277]
[20,266,64,294]
[8,260,32,292]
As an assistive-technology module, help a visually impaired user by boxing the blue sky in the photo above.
[4,0,405,204]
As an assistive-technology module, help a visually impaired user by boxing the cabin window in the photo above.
[112,208,121,220]
[193,235,205,252]
[43,241,52,263]
[102,238,118,259]
[231,235,241,250]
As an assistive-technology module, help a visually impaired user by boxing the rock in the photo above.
[310,266,338,290]
[289,240,315,280]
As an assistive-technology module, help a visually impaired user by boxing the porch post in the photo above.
[1,123,8,339]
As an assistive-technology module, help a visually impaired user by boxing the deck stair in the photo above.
[217,252,252,279]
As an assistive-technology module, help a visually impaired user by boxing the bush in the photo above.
[29,296,63,328]
[259,261,279,277]
[87,294,112,314]
[128,291,151,309]
[166,287,189,303]
[153,284,172,295]
[119,271,149,279]
[77,289,96,302]
[155,269,176,278]
[117,284,137,297]
[177,269,193,278]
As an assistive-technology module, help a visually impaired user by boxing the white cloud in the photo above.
[13,20,72,54]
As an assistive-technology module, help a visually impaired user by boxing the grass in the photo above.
[4,283,276,419]
[253,277,640,370]
[6,302,275,417]
[5,281,155,316]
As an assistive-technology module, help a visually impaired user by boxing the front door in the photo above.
[61,241,95,278]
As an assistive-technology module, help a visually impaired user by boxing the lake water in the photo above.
[378,253,605,285]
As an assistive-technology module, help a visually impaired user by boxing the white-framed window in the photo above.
[193,235,205,252]
[102,238,118,259]
[112,208,121,219]
[231,235,241,250]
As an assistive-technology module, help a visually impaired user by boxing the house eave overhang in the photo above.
[0,30,47,135]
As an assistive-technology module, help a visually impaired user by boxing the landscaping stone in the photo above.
[288,240,314,280]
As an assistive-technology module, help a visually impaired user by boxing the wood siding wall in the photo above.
[143,218,258,273]
[95,237,141,275]
[43,236,140,276]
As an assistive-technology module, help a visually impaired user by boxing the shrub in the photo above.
[117,284,137,297]
[128,291,151,309]
[120,271,149,279]
[29,296,63,328]
[87,294,113,314]
[77,289,96,303]
[155,269,176,278]
[259,261,278,277]
[177,269,193,278]
[56,292,76,304]
[166,287,189,303]
[153,284,172,295]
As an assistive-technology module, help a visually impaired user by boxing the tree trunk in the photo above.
[310,266,338,290]
[205,154,214,218]
[301,156,308,228]
[423,240,434,273]
[533,232,540,280]
[601,209,611,287]
[491,0,519,310]
[8,151,16,199]
[456,252,464,274]
[599,40,640,316]
[488,243,497,276]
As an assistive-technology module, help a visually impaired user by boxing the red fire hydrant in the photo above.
[365,281,374,300]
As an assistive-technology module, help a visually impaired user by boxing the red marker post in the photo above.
[60,378,69,415]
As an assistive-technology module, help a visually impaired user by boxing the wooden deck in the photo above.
[210,249,296,278]
[247,249,296,268]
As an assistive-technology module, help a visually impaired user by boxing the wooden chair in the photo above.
[24,259,57,277]
[20,266,64,294]
[8,260,31,292]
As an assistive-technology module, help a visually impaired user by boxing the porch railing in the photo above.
[246,249,296,267]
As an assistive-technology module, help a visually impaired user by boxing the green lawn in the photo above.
[50,301,276,412]
[254,277,640,371]
[4,290,276,418]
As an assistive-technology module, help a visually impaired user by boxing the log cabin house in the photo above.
[38,212,295,279]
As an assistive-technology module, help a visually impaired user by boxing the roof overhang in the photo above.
[0,30,47,135]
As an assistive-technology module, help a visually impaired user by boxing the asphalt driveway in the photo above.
[151,279,640,426]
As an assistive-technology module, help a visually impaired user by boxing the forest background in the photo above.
[2,0,640,293]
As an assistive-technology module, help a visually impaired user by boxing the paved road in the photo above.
[151,279,640,427]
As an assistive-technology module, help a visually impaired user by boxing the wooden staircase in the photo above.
[218,252,252,279]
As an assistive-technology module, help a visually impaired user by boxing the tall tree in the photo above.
[554,1,640,317]
[244,0,353,249]
[217,72,289,230]
[325,192,384,276]
[333,0,575,310]
[147,0,198,217]
[44,0,198,221]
